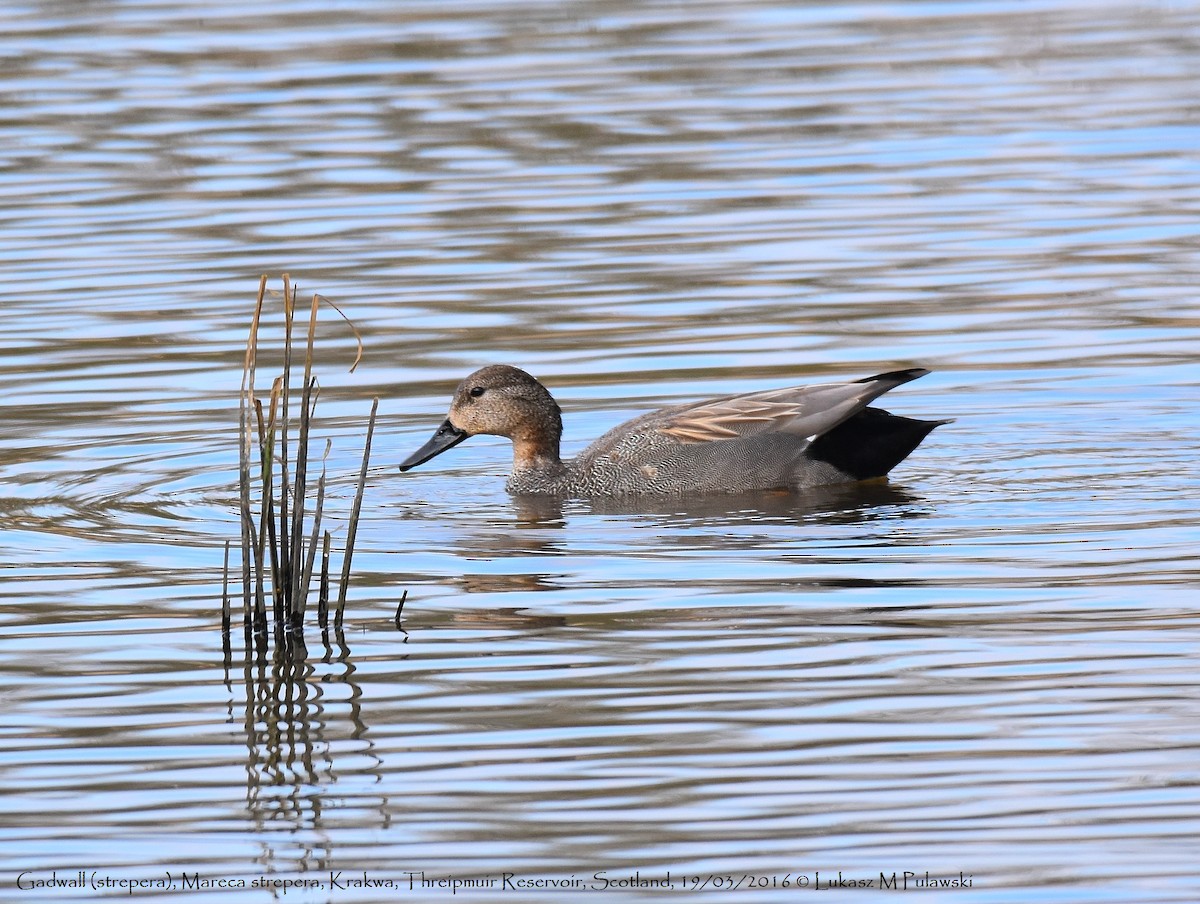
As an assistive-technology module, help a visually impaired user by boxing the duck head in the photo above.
[399,365,563,472]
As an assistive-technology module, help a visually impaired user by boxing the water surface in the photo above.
[2,1,1199,901]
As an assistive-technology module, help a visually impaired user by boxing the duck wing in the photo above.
[656,368,931,445]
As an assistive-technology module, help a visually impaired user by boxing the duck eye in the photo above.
[468,386,485,398]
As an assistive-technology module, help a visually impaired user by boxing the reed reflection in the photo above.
[222,627,387,842]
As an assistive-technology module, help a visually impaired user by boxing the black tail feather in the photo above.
[808,407,948,480]
[854,367,930,386]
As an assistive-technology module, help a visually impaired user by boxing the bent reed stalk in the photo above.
[227,275,377,653]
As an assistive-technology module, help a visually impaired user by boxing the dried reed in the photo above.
[228,275,380,654]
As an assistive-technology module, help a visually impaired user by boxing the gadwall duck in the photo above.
[399,365,946,496]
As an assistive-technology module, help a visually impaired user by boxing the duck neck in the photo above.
[511,431,563,475]
[510,403,564,475]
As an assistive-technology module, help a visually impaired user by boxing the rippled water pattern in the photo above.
[2,1,1199,901]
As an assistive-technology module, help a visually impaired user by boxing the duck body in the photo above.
[400,365,946,497]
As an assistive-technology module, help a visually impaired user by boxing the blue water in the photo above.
[2,1,1199,901]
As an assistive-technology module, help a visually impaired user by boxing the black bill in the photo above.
[399,419,469,471]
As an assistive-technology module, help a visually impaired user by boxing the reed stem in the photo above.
[336,396,378,627]
[238,276,267,623]
[278,275,294,615]
[231,277,392,648]
[221,540,231,636]
[318,530,331,630]
[295,445,329,629]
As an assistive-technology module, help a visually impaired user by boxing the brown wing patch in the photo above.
[657,398,806,444]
